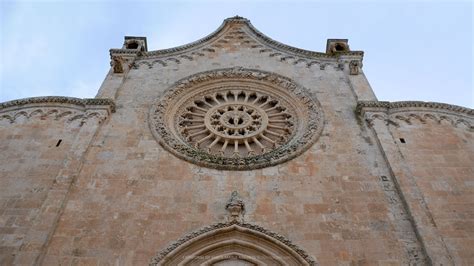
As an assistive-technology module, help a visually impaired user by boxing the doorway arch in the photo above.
[150,221,317,265]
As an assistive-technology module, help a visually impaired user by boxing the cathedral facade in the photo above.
[0,16,472,265]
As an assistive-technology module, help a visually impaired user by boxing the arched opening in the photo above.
[126,41,139,49]
[334,43,346,51]
[151,222,317,266]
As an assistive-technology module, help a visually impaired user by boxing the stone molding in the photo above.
[0,96,116,112]
[149,67,324,170]
[109,48,140,55]
[357,101,473,130]
[0,96,115,124]
[150,220,317,265]
[129,16,363,72]
[142,16,360,59]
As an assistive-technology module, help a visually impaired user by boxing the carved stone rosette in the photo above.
[149,67,324,170]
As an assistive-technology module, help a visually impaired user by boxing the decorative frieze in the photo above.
[127,16,363,72]
[0,96,115,111]
[357,101,473,130]
[0,96,115,124]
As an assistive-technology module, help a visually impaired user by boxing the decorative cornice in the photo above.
[109,48,140,55]
[0,96,115,125]
[135,16,362,64]
[0,108,108,125]
[0,96,116,113]
[141,20,230,57]
[128,16,365,72]
[357,101,473,130]
[356,101,474,116]
[150,220,317,265]
[245,19,363,59]
[356,101,473,116]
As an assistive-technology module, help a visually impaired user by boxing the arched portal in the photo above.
[150,221,317,266]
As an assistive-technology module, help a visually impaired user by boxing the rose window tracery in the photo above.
[149,67,323,170]
[180,90,294,157]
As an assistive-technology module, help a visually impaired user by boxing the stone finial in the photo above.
[225,191,245,221]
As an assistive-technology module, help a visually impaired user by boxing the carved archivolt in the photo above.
[0,96,115,125]
[149,67,324,170]
[357,101,473,130]
[150,220,317,266]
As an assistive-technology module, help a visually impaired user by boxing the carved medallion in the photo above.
[149,67,324,170]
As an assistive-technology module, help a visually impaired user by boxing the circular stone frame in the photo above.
[149,67,324,170]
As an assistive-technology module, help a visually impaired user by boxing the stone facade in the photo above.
[0,16,472,265]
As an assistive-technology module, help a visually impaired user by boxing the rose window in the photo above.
[180,90,293,157]
[149,67,323,170]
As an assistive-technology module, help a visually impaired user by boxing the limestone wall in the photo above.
[390,109,473,265]
[39,22,426,265]
[358,101,474,265]
[0,97,113,264]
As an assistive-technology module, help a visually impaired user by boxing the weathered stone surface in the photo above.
[0,16,472,265]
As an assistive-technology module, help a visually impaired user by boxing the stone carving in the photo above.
[350,60,361,75]
[127,16,363,71]
[0,96,115,111]
[179,89,294,158]
[150,220,317,265]
[357,101,473,115]
[108,37,147,73]
[149,67,324,170]
[357,101,473,130]
[226,191,245,222]
[0,108,107,124]
[111,55,124,73]
[108,48,138,55]
[0,96,115,124]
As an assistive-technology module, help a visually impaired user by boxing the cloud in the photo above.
[1,2,472,107]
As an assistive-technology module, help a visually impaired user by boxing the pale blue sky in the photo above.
[1,1,473,107]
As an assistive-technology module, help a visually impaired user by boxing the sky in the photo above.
[1,1,473,108]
